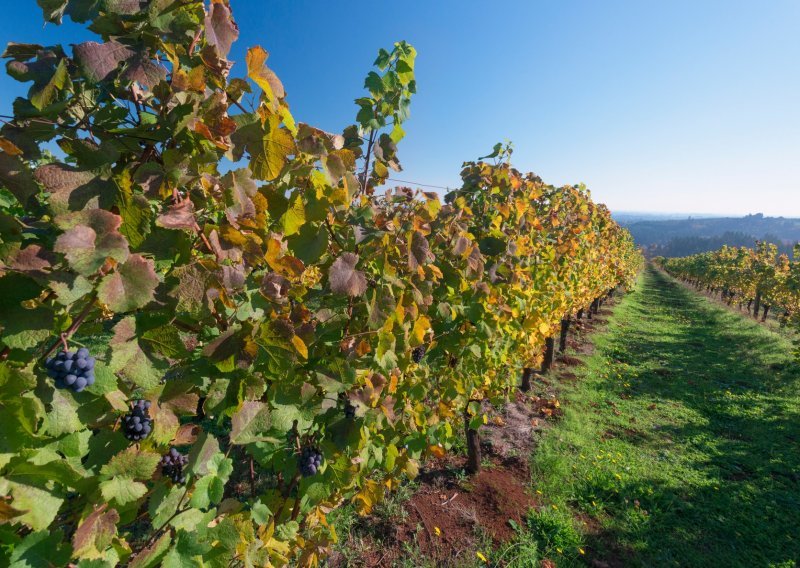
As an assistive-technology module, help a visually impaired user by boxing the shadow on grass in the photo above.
[574,267,800,566]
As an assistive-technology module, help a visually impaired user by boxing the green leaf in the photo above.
[44,388,84,437]
[30,58,69,110]
[287,222,328,264]
[100,447,160,480]
[128,532,171,568]
[148,484,184,531]
[0,479,64,531]
[230,401,272,444]
[141,325,189,359]
[8,530,71,568]
[99,476,147,506]
[36,0,69,23]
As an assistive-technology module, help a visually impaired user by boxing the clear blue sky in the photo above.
[2,1,799,216]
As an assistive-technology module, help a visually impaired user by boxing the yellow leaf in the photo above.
[0,138,23,156]
[433,526,441,537]
[539,322,550,336]
[428,444,446,459]
[291,335,308,359]
[476,551,487,562]
[246,46,285,103]
[353,479,383,515]
[251,112,296,181]
[411,315,431,345]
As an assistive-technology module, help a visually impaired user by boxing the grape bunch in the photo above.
[412,345,427,363]
[160,447,188,484]
[344,400,356,419]
[123,400,153,441]
[298,447,323,477]
[44,348,96,393]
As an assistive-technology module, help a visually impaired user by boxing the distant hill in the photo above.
[619,214,800,257]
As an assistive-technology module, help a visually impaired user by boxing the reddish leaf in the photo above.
[54,209,129,276]
[205,1,239,58]
[72,505,119,559]
[97,254,159,312]
[329,253,367,296]
[156,200,196,231]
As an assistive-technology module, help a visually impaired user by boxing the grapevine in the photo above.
[0,1,642,565]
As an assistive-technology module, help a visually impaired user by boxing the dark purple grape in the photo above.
[298,447,323,477]
[160,447,188,484]
[45,347,99,394]
[412,345,427,363]
[123,400,153,441]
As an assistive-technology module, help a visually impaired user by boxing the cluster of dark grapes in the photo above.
[123,400,153,441]
[298,447,323,477]
[344,400,356,419]
[412,345,427,363]
[160,447,188,484]
[44,348,95,392]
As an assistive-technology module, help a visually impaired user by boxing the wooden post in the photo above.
[541,337,556,373]
[520,367,534,392]
[559,318,571,353]
[464,405,481,474]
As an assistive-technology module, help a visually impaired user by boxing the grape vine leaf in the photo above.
[72,505,119,559]
[54,209,129,276]
[99,476,147,506]
[97,254,159,312]
[329,253,367,296]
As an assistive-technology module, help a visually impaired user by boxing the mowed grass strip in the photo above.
[531,265,800,567]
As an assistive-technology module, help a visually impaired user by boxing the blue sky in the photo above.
[2,0,799,216]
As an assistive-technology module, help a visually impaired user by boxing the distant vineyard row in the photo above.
[657,243,800,326]
[0,1,642,566]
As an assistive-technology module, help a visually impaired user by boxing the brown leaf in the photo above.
[222,168,257,226]
[10,244,54,277]
[0,153,38,205]
[73,40,165,87]
[33,163,113,214]
[205,1,239,58]
[329,252,367,296]
[261,272,291,303]
[156,199,196,230]
[408,231,433,270]
[172,423,201,445]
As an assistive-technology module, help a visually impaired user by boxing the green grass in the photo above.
[530,265,800,567]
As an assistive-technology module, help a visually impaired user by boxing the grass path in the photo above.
[532,266,800,567]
